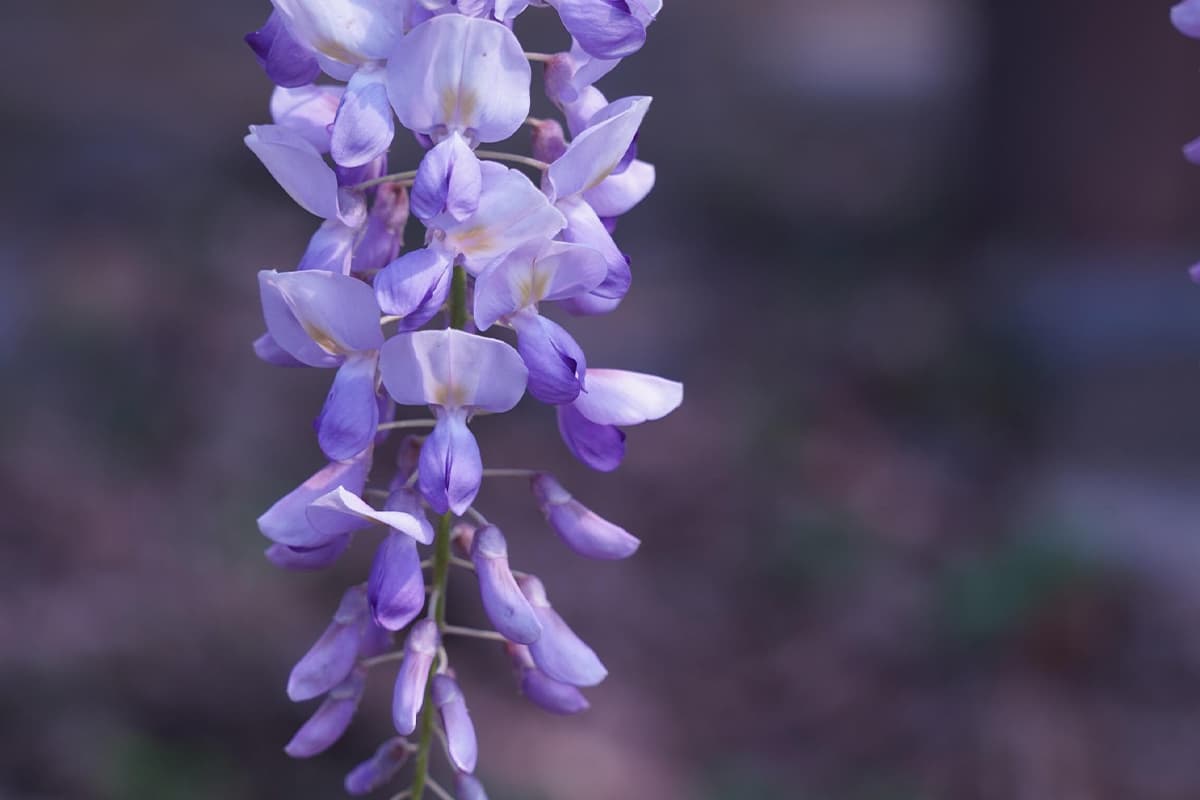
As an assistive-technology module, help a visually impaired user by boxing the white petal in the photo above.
[572,369,682,426]
[308,486,435,544]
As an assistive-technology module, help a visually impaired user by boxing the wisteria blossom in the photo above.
[242,1,680,796]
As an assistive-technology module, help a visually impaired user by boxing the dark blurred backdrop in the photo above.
[4,2,1200,799]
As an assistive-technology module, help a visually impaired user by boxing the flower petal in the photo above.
[455,774,490,800]
[298,219,359,273]
[418,410,483,516]
[259,269,384,366]
[411,132,482,223]
[331,65,396,168]
[270,84,343,152]
[583,159,655,218]
[373,247,454,329]
[551,0,647,60]
[572,368,682,425]
[548,96,651,201]
[556,196,629,299]
[253,332,306,367]
[246,124,350,221]
[368,531,425,631]
[431,675,479,773]
[519,662,591,715]
[344,738,411,796]
[265,535,352,571]
[379,328,529,413]
[512,313,588,405]
[531,473,639,559]
[257,451,372,548]
[387,14,530,142]
[247,12,321,88]
[471,525,543,644]
[556,403,625,472]
[317,354,380,461]
[1175,0,1200,38]
[307,485,435,544]
[473,241,606,330]
[285,668,366,758]
[352,183,409,276]
[271,0,403,64]
[392,620,440,735]
[519,575,607,687]
[287,587,369,701]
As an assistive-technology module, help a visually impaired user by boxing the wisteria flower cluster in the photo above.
[242,1,679,797]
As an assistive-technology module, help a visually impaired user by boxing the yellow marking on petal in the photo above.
[584,160,621,193]
[301,321,343,356]
[311,36,359,65]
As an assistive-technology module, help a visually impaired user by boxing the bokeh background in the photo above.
[5,1,1200,798]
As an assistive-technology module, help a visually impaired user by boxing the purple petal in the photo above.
[455,774,490,800]
[298,219,358,273]
[369,531,426,631]
[547,96,651,202]
[285,668,366,758]
[1190,263,1200,284]
[265,535,352,571]
[521,665,591,715]
[387,15,530,143]
[317,354,380,461]
[559,291,624,317]
[331,65,396,168]
[246,12,321,88]
[439,163,566,271]
[258,269,384,366]
[512,313,588,405]
[531,473,639,560]
[552,0,646,60]
[584,159,655,218]
[519,575,607,687]
[372,247,453,328]
[471,525,543,644]
[271,0,403,64]
[352,184,409,276]
[556,196,630,299]
[572,368,682,426]
[556,403,625,472]
[411,133,483,223]
[418,411,483,516]
[246,124,355,223]
[431,675,479,773]
[530,118,568,164]
[287,586,369,701]
[307,485,435,544]
[1174,1,1200,38]
[1184,135,1200,166]
[379,328,529,413]
[257,451,372,548]
[344,738,411,796]
[473,241,607,330]
[392,620,440,735]
[253,332,306,367]
[392,435,424,489]
[270,84,342,152]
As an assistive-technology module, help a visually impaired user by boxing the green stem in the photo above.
[410,267,467,800]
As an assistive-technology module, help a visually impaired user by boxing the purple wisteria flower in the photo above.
[241,1,682,796]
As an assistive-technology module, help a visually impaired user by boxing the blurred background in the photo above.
[4,1,1200,798]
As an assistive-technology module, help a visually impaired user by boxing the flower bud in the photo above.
[431,675,479,774]
[455,772,490,800]
[368,531,425,631]
[265,535,351,571]
[285,667,366,758]
[518,576,607,687]
[506,643,590,715]
[287,586,370,702]
[471,526,542,644]
[344,737,411,795]
[531,473,640,560]
[392,620,440,735]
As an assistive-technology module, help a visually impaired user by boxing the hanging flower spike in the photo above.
[556,367,683,471]
[379,329,528,514]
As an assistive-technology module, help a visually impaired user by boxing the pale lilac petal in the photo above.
[411,133,482,222]
[440,164,566,270]
[307,485,436,544]
[562,84,610,137]
[246,124,353,222]
[583,159,655,218]
[1174,1,1200,37]
[531,473,639,559]
[257,451,372,548]
[559,291,623,316]
[298,219,358,273]
[271,0,403,64]
[552,0,646,60]
[287,587,369,701]
[373,247,453,328]
[344,738,411,795]
[418,410,483,515]
[473,241,606,330]
[266,535,352,571]
[392,620,440,735]
[253,332,306,367]
[431,675,478,773]
[556,403,625,472]
[368,531,425,631]
[521,665,591,715]
[495,0,532,20]
[331,65,396,168]
[519,575,607,687]
[270,84,343,152]
[512,313,587,405]
[285,668,366,757]
[379,328,529,413]
[573,368,682,425]
[392,435,425,489]
[556,196,629,298]
[455,774,490,800]
[352,183,409,276]
[471,525,542,644]
[247,12,321,88]
[259,269,384,366]
[548,97,651,201]
[387,15,530,142]
[317,354,380,461]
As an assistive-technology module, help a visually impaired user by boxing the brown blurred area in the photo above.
[4,1,1200,798]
